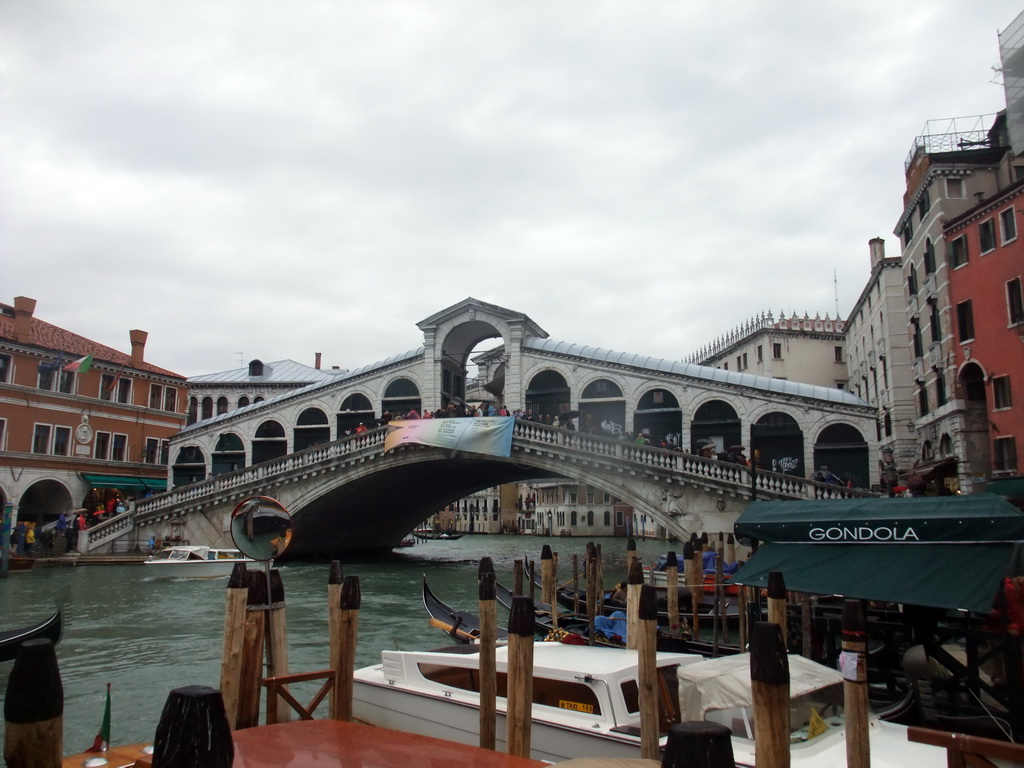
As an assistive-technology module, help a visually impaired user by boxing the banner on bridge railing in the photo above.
[383,416,515,458]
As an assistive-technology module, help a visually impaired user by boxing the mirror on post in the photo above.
[229,496,293,561]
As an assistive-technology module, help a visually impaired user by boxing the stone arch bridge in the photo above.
[88,420,872,557]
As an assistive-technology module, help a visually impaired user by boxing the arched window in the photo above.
[216,396,229,415]
[238,396,250,408]
[604,510,610,526]
[201,397,213,420]
[248,360,265,377]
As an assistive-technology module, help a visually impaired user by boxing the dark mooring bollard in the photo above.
[661,721,735,768]
[4,638,64,768]
[152,685,233,768]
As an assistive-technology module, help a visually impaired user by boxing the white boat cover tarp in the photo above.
[677,653,843,722]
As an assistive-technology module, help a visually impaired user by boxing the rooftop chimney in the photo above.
[129,329,148,367]
[868,237,886,268]
[13,296,36,344]
[315,352,322,370]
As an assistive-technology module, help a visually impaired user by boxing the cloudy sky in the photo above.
[2,2,1020,378]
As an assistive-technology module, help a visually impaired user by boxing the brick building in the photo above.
[0,296,187,535]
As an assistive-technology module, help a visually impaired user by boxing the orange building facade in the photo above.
[944,181,1024,484]
[0,296,187,537]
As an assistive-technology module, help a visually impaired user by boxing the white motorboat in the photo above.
[677,653,947,768]
[144,545,252,578]
[352,642,703,763]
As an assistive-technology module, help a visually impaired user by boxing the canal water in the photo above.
[0,535,669,755]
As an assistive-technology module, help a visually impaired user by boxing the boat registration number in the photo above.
[559,700,594,714]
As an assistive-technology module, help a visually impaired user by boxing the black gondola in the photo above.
[422,577,508,644]
[0,609,62,663]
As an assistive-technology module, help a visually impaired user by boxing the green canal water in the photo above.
[0,535,670,755]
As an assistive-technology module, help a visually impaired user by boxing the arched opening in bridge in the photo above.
[691,400,741,454]
[173,445,207,487]
[338,393,375,435]
[252,420,287,464]
[580,378,625,436]
[438,317,506,408]
[212,432,245,476]
[751,411,804,476]
[525,370,570,421]
[16,479,72,527]
[294,407,330,451]
[633,388,682,445]
[812,423,869,490]
[382,378,421,418]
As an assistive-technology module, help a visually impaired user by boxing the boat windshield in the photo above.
[703,682,846,743]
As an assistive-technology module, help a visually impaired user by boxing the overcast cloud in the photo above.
[1,2,1019,377]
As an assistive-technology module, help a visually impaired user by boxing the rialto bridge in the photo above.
[93,298,879,556]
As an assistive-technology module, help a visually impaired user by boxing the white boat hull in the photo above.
[143,560,245,578]
[353,673,649,763]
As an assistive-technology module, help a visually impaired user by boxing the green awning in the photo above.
[82,474,167,492]
[735,494,1024,544]
[732,495,1024,614]
[989,477,1024,499]
[733,541,1024,614]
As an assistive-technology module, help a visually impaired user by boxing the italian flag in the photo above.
[63,355,93,374]
[86,682,111,753]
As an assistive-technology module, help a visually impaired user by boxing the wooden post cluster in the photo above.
[750,621,790,768]
[625,537,637,573]
[330,575,361,721]
[478,557,498,751]
[665,550,680,632]
[637,584,660,759]
[842,600,870,768]
[506,596,535,758]
[585,541,598,645]
[683,541,700,637]
[219,562,250,730]
[3,638,63,768]
[267,569,291,724]
[541,544,557,632]
[625,558,643,650]
[513,558,524,596]
[766,570,787,650]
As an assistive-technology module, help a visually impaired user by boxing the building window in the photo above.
[756,345,763,363]
[834,346,843,363]
[935,372,946,407]
[979,218,997,254]
[946,177,965,199]
[949,234,969,268]
[929,301,941,343]
[903,219,914,246]
[94,431,111,460]
[994,375,1013,410]
[1008,278,1024,326]
[994,436,1017,473]
[912,319,924,357]
[32,424,52,454]
[917,189,930,221]
[238,396,250,408]
[923,238,936,274]
[164,387,177,412]
[115,378,131,404]
[37,367,56,391]
[0,354,9,383]
[0,419,5,450]
[918,383,929,417]
[772,343,782,359]
[1001,207,1017,244]
[112,433,127,461]
[907,265,918,296]
[145,437,160,464]
[100,374,114,401]
[149,384,163,409]
[53,426,71,456]
[956,300,975,342]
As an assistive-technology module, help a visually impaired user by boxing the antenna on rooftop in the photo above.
[834,269,840,318]
[236,352,244,367]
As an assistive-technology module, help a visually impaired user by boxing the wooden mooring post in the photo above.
[478,557,497,751]
[842,600,870,768]
[750,621,790,768]
[506,596,535,758]
[637,584,660,759]
[151,685,233,768]
[330,575,361,721]
[625,557,643,650]
[3,638,63,768]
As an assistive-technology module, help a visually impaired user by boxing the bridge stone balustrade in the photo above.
[105,419,875,557]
